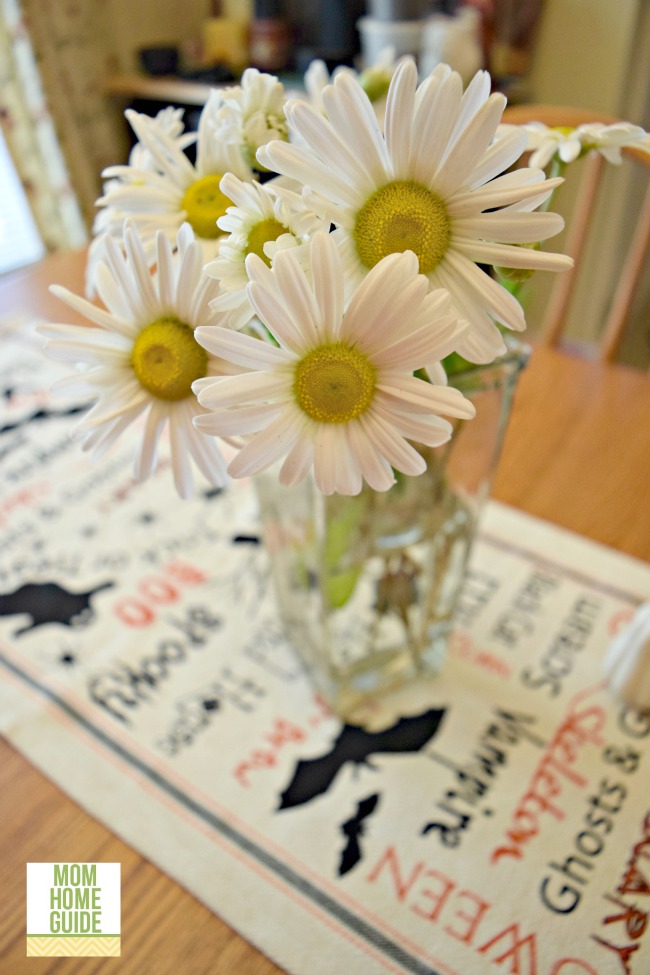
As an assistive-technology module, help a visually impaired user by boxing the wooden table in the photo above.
[1,250,650,974]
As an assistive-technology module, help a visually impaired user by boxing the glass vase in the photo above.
[255,342,529,719]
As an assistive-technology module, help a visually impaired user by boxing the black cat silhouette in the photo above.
[0,580,114,636]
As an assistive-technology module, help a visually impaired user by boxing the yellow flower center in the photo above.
[359,66,391,103]
[246,218,288,266]
[293,343,377,424]
[131,317,208,402]
[354,180,452,274]
[181,174,230,239]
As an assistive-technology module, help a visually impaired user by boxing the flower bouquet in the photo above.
[39,58,649,717]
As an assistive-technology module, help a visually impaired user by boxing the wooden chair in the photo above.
[500,104,650,362]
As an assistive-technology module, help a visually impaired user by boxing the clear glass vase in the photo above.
[255,342,529,719]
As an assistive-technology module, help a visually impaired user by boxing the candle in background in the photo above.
[202,0,250,73]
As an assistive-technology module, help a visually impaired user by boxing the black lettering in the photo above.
[520,666,561,697]
[540,874,582,914]
[576,829,605,858]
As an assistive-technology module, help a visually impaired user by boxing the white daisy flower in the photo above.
[86,107,197,297]
[127,105,196,172]
[193,232,475,496]
[39,224,231,498]
[211,68,289,170]
[96,91,253,254]
[304,48,398,128]
[304,60,356,116]
[358,47,403,130]
[508,122,583,170]
[258,60,573,363]
[503,120,650,170]
[567,121,650,166]
[205,173,328,328]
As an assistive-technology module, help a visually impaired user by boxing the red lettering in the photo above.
[491,844,523,863]
[550,961,598,975]
[619,855,650,897]
[251,749,276,768]
[603,894,647,939]
[592,935,639,974]
[608,609,634,637]
[266,718,306,749]
[234,762,253,786]
[410,870,455,922]
[444,889,490,945]
[366,847,424,902]
[166,560,207,584]
[478,923,537,975]
[112,563,206,626]
[234,750,276,786]
[114,597,155,628]
[139,576,178,605]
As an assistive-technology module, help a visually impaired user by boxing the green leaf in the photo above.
[326,568,363,608]
[323,496,367,608]
[442,351,475,376]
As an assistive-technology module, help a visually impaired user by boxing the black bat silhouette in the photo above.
[0,580,114,636]
[279,707,446,809]
[338,792,381,876]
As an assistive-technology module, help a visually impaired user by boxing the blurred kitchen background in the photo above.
[1,0,648,363]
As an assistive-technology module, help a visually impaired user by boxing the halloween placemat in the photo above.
[2,319,650,975]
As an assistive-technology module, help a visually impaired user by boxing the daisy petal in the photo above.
[360,411,427,477]
[134,400,167,480]
[455,238,573,272]
[279,430,315,487]
[194,402,283,436]
[310,232,344,341]
[195,325,292,368]
[385,59,417,179]
[453,210,565,244]
[196,371,289,409]
[347,421,396,492]
[169,408,196,498]
[377,375,476,419]
[229,409,302,478]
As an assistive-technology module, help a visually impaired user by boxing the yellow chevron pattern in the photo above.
[26,936,120,957]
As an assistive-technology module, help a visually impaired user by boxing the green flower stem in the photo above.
[539,156,566,212]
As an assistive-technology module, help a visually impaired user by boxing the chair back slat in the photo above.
[599,182,650,362]
[501,104,650,364]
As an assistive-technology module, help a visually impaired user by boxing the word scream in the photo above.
[520,595,602,697]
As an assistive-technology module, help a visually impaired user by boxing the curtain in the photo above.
[0,0,130,250]
[20,0,129,231]
[0,0,86,250]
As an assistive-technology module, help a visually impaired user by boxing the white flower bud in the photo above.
[604,603,650,710]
